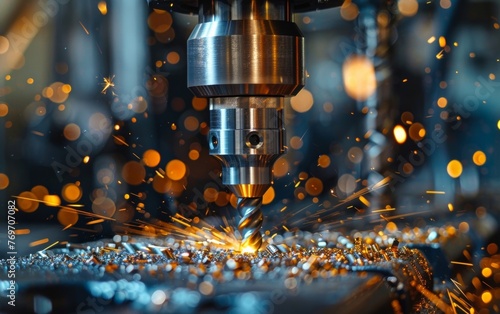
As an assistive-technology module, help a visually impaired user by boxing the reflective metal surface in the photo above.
[209,97,284,198]
[187,20,304,97]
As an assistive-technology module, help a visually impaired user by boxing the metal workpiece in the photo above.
[0,234,439,314]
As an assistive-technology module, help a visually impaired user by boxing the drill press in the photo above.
[149,0,342,252]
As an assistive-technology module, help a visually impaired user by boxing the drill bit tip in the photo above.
[237,197,264,253]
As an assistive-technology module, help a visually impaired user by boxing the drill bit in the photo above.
[237,197,263,252]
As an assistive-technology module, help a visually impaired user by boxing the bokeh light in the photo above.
[262,187,275,205]
[215,192,229,207]
[89,112,111,132]
[337,174,357,195]
[62,183,82,203]
[290,136,303,149]
[143,149,161,168]
[63,123,81,141]
[97,1,107,15]
[401,112,414,125]
[42,82,71,103]
[393,125,407,144]
[305,177,323,196]
[44,195,61,207]
[92,197,116,217]
[0,103,9,117]
[152,174,172,194]
[343,55,376,101]
[148,10,173,33]
[192,97,207,111]
[167,51,180,64]
[122,161,146,185]
[97,168,114,185]
[481,291,492,304]
[31,185,49,200]
[447,160,463,178]
[347,147,363,164]
[0,36,9,54]
[398,0,419,16]
[437,97,448,108]
[273,157,289,177]
[184,116,199,131]
[0,173,9,190]
[408,123,425,141]
[166,159,187,180]
[290,89,314,113]
[440,0,451,9]
[188,149,200,161]
[317,155,331,168]
[18,191,39,213]
[472,151,487,166]
[204,188,218,203]
[128,96,148,113]
[57,208,79,226]
[340,0,359,21]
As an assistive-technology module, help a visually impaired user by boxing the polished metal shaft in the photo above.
[237,197,263,251]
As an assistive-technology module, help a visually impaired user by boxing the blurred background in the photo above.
[0,0,499,308]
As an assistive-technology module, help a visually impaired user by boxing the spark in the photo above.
[101,75,115,94]
[79,21,90,35]
[299,129,309,140]
[171,216,191,228]
[29,238,50,247]
[15,229,30,235]
[282,225,290,232]
[62,224,73,230]
[42,241,60,251]
[86,219,105,225]
[112,135,129,146]
[371,207,396,213]
[436,49,445,59]
[413,282,454,314]
[31,131,44,136]
[426,190,445,194]
[447,287,475,313]
[446,289,458,314]
[155,170,165,178]
[359,195,370,207]
[333,176,392,208]
[280,206,287,212]
[370,210,432,222]
[450,261,473,266]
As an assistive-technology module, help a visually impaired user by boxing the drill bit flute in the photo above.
[149,0,341,252]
